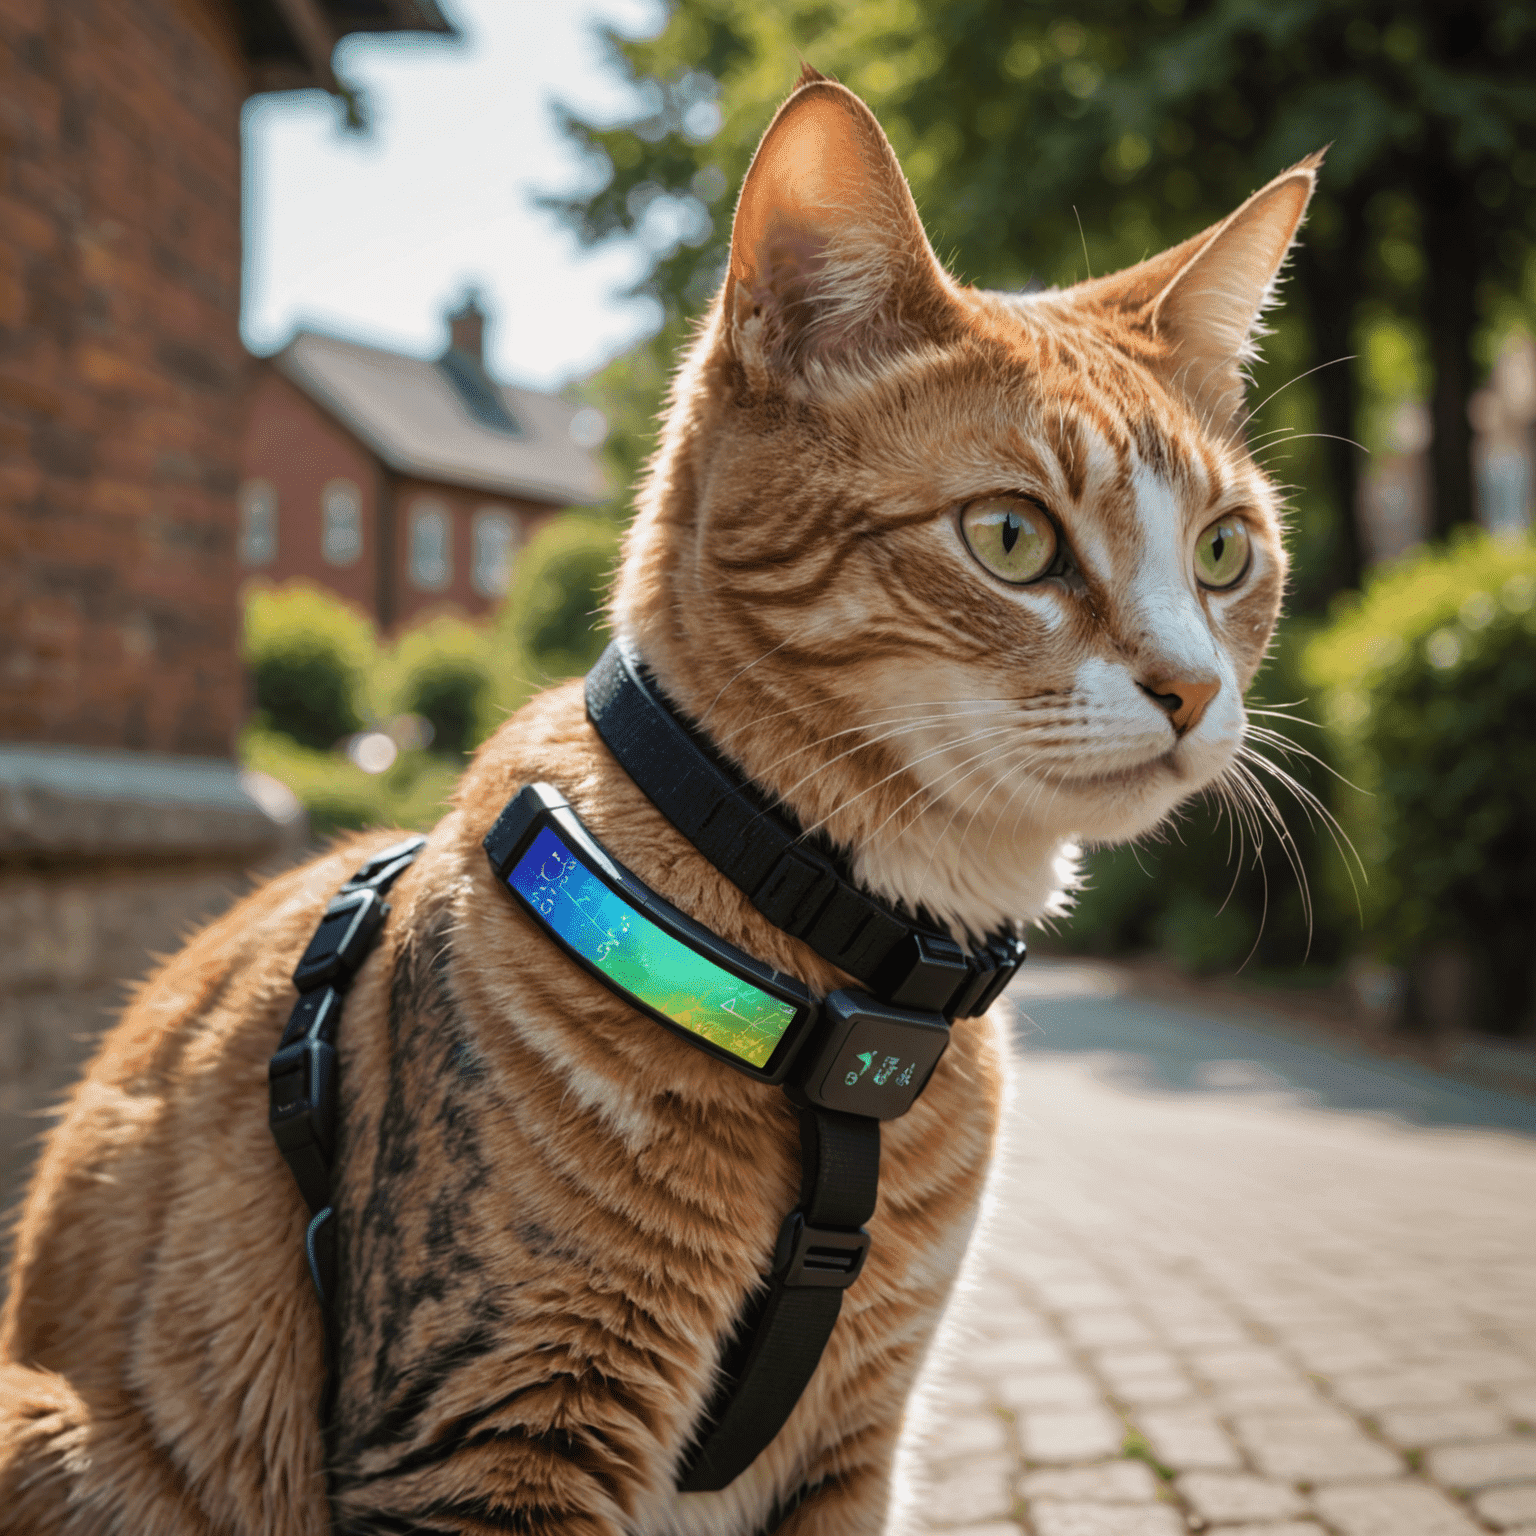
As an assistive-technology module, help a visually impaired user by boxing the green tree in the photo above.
[554,0,1536,596]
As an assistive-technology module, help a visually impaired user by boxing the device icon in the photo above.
[845,1050,877,1089]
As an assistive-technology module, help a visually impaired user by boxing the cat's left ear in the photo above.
[725,70,959,380]
[1085,154,1322,429]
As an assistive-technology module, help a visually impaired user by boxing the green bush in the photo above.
[1306,531,1536,1034]
[503,514,620,679]
[244,584,375,750]
[406,660,489,756]
[241,726,462,836]
[1059,619,1353,974]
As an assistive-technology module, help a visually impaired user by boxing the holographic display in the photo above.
[507,825,798,1069]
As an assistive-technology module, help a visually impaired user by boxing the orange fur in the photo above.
[1,77,1317,1535]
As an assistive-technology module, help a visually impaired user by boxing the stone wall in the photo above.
[0,743,307,1245]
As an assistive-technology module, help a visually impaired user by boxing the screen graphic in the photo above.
[508,825,797,1069]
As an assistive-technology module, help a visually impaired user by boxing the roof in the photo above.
[238,1,457,93]
[271,330,607,507]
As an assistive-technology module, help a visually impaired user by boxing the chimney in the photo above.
[447,292,486,364]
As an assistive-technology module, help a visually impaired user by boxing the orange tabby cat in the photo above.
[0,72,1316,1536]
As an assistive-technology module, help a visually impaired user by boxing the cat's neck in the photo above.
[613,625,1074,941]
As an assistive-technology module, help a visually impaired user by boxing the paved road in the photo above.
[906,962,1536,1536]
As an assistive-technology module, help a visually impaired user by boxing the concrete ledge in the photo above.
[0,743,304,862]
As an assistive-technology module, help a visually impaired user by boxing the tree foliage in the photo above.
[557,0,1536,597]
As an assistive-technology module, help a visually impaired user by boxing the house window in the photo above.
[238,479,277,566]
[322,479,363,566]
[472,507,518,597]
[410,499,452,590]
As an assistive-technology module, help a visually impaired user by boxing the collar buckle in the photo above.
[772,1211,871,1289]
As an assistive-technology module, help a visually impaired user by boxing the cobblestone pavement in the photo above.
[906,963,1536,1536]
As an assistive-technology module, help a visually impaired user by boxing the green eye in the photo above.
[1195,517,1251,590]
[960,496,1057,585]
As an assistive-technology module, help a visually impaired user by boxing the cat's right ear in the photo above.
[725,72,958,381]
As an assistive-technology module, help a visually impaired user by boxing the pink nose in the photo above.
[1139,676,1220,736]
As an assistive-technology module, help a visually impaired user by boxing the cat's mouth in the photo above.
[1039,750,1182,791]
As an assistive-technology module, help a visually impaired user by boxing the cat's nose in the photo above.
[1139,675,1220,736]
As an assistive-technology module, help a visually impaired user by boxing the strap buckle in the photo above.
[772,1211,870,1290]
[342,834,428,894]
[291,886,388,992]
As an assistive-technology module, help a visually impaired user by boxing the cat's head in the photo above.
[612,71,1318,937]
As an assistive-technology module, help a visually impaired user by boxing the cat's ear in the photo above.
[1083,154,1322,428]
[725,71,958,379]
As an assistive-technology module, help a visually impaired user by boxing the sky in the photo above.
[241,0,667,393]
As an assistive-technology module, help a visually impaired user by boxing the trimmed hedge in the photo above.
[244,583,373,750]
[1306,530,1536,1034]
[502,515,620,679]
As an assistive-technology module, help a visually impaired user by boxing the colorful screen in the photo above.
[508,825,798,1069]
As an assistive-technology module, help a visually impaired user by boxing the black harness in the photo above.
[267,639,1026,1505]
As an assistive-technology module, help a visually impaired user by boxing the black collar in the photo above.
[585,640,1025,1022]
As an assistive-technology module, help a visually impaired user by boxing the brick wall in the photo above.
[390,474,555,630]
[242,367,384,614]
[0,0,249,755]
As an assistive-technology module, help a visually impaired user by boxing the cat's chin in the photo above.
[850,741,1234,938]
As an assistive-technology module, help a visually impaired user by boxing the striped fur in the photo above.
[0,74,1316,1535]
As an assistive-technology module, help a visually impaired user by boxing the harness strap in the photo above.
[586,641,1026,1020]
[268,835,427,1391]
[677,1108,879,1493]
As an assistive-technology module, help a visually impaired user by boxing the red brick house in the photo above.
[242,296,605,630]
[0,0,454,1222]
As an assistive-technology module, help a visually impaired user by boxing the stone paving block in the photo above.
[1136,1407,1241,1471]
[923,1413,1012,1462]
[1473,1485,1536,1527]
[999,1370,1103,1410]
[1418,1350,1536,1387]
[1034,1280,1125,1311]
[927,1525,1020,1536]
[1230,1409,1402,1482]
[1019,1407,1126,1463]
[1020,1462,1160,1503]
[1188,1347,1299,1385]
[1212,1524,1325,1535]
[988,1337,1076,1372]
[1282,1332,1395,1375]
[922,1456,1016,1524]
[1427,1440,1536,1490]
[1375,1402,1509,1448]
[1312,1480,1485,1536]
[1107,1374,1198,1409]
[1093,1348,1181,1376]
[1177,1471,1307,1522]
[1027,1503,1184,1536]
[1064,1312,1158,1349]
[1327,1370,1475,1414]
[1160,1318,1250,1348]
[1210,1379,1323,1411]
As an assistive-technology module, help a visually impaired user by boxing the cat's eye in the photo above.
[1194,517,1251,590]
[959,496,1057,585]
